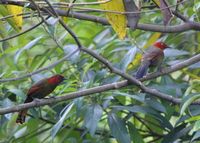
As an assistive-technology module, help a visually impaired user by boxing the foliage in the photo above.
[0,0,200,143]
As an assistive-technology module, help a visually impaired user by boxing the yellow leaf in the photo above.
[99,0,127,39]
[60,0,67,22]
[128,33,161,69]
[7,5,23,29]
[143,33,161,49]
[152,0,160,6]
[182,70,200,80]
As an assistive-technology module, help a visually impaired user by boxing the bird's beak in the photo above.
[167,46,172,49]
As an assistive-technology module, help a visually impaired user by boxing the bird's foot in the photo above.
[159,68,165,73]
[33,98,42,102]
[142,75,147,78]
[44,96,56,99]
[157,67,165,73]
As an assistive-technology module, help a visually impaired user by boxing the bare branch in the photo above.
[0,16,50,42]
[0,0,200,33]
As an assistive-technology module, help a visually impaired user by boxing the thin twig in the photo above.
[0,53,200,115]
[0,48,79,82]
[0,14,200,115]
[0,16,50,42]
[0,0,199,33]
[0,0,188,15]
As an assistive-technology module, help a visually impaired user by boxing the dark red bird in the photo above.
[135,42,170,79]
[16,74,65,124]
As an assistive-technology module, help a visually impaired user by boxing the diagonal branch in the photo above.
[0,0,200,115]
[65,11,200,32]
[0,52,200,115]
[0,48,78,82]
[0,16,50,42]
[0,0,200,33]
[33,0,200,105]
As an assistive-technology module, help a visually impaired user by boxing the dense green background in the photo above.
[0,0,200,142]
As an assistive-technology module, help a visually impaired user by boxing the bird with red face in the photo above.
[16,74,65,124]
[135,41,171,79]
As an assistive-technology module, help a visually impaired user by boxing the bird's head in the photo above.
[47,74,65,85]
[153,42,171,50]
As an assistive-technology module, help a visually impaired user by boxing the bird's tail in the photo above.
[135,62,150,79]
[16,97,33,124]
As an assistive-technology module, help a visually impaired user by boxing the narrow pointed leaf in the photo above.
[127,122,144,143]
[180,94,200,115]
[14,36,43,64]
[84,104,103,136]
[120,47,137,71]
[51,103,74,138]
[108,113,131,143]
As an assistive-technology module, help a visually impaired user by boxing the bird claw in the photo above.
[143,75,147,78]
[159,68,165,73]
[44,96,55,99]
[33,98,41,102]
[157,66,164,73]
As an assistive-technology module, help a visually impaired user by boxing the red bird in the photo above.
[135,42,170,79]
[16,74,65,124]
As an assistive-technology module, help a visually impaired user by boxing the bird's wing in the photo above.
[27,86,41,96]
[27,79,47,96]
[142,48,163,62]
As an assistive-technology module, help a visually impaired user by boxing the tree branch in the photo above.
[0,55,199,115]
[0,0,200,33]
[0,1,200,116]
[0,0,199,116]
[42,0,182,109]
[0,48,78,82]
[0,16,50,42]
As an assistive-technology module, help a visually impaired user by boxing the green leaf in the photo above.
[0,5,20,31]
[180,93,200,116]
[192,131,200,142]
[108,112,131,143]
[84,104,103,136]
[112,105,158,115]
[114,92,145,103]
[162,124,192,143]
[145,99,166,113]
[120,47,137,71]
[14,36,43,64]
[112,105,173,130]
[185,115,200,123]
[193,120,200,131]
[51,102,74,139]
[127,122,144,143]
